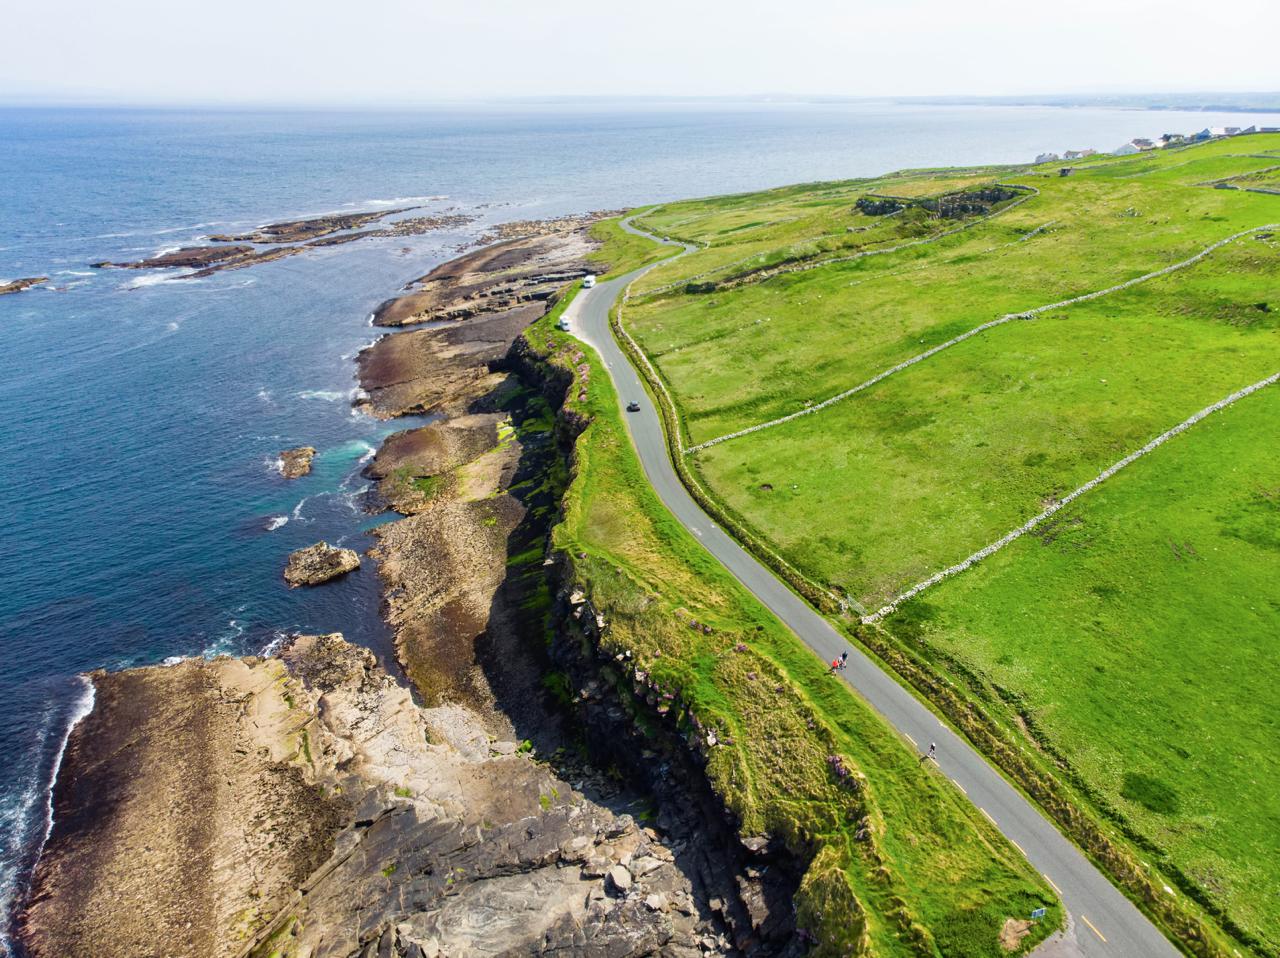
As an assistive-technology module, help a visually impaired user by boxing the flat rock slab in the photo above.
[279,445,316,479]
[284,542,360,587]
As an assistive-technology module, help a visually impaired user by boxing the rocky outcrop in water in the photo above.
[279,445,316,479]
[0,277,48,296]
[284,542,360,586]
[209,209,416,244]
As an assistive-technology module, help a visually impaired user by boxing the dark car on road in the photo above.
[626,401,641,412]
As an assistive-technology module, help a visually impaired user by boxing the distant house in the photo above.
[1035,152,1061,163]
[1113,138,1158,155]
[1225,127,1242,136]
[1193,127,1228,141]
[1156,133,1185,148]
[1063,148,1097,160]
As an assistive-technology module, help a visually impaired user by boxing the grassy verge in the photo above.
[520,298,1061,955]
[588,212,683,277]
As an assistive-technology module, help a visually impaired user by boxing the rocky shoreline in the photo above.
[0,277,47,296]
[16,214,798,958]
[90,207,478,279]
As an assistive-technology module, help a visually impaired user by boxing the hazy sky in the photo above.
[4,0,1277,105]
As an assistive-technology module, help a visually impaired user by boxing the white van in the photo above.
[557,317,570,332]
[582,274,597,289]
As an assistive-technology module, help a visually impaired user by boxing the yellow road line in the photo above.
[980,808,998,826]
[951,778,967,795]
[1043,873,1063,895]
[1081,914,1107,943]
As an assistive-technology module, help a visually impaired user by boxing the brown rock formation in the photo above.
[16,652,349,958]
[371,225,600,328]
[92,246,254,269]
[209,208,415,244]
[0,277,48,296]
[283,542,360,587]
[278,445,316,479]
[18,634,739,958]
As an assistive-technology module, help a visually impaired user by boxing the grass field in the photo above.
[524,293,1060,956]
[890,386,1280,952]
[610,133,1280,955]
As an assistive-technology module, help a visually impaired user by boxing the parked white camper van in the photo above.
[582,274,596,289]
[557,317,570,332]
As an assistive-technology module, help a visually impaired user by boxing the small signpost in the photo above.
[1031,907,1047,920]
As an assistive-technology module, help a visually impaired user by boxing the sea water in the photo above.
[3,101,1277,951]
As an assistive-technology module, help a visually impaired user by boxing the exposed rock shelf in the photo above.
[278,445,316,479]
[0,277,47,296]
[284,542,360,587]
[17,635,735,958]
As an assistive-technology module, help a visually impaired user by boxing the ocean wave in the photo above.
[341,338,380,361]
[123,271,190,290]
[166,321,180,332]
[29,676,95,872]
[257,388,273,403]
[291,496,314,521]
[265,515,289,531]
[356,442,376,465]
[348,386,369,402]
[0,678,95,955]
[296,389,346,402]
[259,631,290,658]
[360,194,448,208]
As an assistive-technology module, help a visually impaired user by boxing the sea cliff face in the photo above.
[17,218,795,958]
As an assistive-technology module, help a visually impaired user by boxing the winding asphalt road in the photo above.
[563,219,1181,958]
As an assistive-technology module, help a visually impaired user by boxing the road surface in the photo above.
[562,218,1181,958]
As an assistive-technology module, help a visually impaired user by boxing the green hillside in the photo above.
[616,134,1280,955]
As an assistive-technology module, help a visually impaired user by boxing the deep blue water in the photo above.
[3,101,1278,951]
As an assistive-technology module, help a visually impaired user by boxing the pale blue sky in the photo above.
[5,0,1277,105]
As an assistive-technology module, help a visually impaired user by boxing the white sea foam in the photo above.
[341,338,380,361]
[265,515,289,531]
[356,442,376,465]
[166,321,180,332]
[296,389,346,402]
[361,194,447,208]
[161,655,187,666]
[348,386,369,402]
[259,631,290,658]
[38,676,96,855]
[123,272,189,290]
[257,388,273,403]
[291,496,313,521]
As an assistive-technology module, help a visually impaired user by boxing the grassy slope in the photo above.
[696,237,1279,605]
[525,284,1060,955]
[611,133,1280,954]
[893,386,1280,952]
[588,213,682,277]
[627,142,1278,443]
